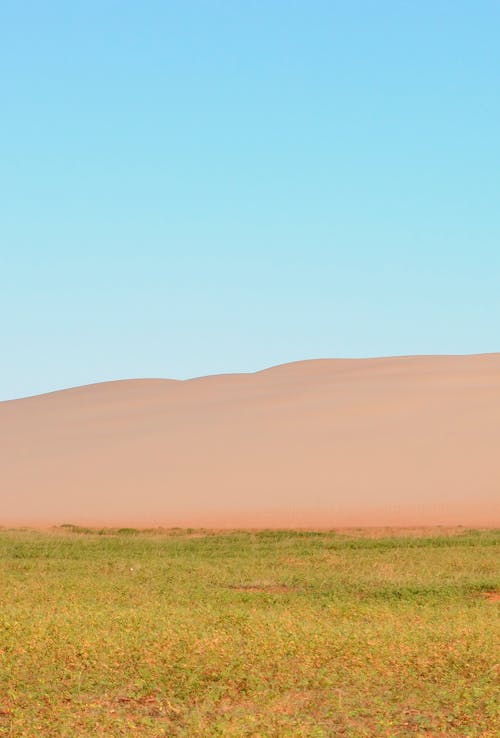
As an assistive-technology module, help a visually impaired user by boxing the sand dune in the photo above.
[1,354,499,527]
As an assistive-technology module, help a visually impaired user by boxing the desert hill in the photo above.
[1,354,499,527]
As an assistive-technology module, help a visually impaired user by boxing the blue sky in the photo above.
[1,1,499,399]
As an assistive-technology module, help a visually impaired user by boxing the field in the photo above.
[0,527,498,737]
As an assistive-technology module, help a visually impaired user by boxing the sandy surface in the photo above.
[1,354,499,527]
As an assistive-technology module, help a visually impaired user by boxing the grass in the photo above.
[0,527,498,737]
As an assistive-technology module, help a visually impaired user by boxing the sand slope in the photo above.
[1,354,499,527]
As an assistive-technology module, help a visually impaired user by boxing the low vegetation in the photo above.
[0,527,498,736]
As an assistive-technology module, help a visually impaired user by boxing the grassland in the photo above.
[0,527,498,737]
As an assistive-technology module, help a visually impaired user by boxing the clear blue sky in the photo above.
[1,1,499,399]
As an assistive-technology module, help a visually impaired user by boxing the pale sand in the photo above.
[1,354,499,528]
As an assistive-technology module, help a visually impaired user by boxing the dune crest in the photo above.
[1,354,499,527]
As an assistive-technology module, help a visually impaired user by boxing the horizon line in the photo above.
[2,351,499,404]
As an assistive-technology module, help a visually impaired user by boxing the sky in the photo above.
[1,1,499,400]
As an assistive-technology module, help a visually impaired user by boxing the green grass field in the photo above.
[0,527,498,737]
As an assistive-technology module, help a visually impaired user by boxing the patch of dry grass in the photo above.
[0,528,498,736]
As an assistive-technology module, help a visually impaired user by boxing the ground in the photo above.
[0,527,498,737]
